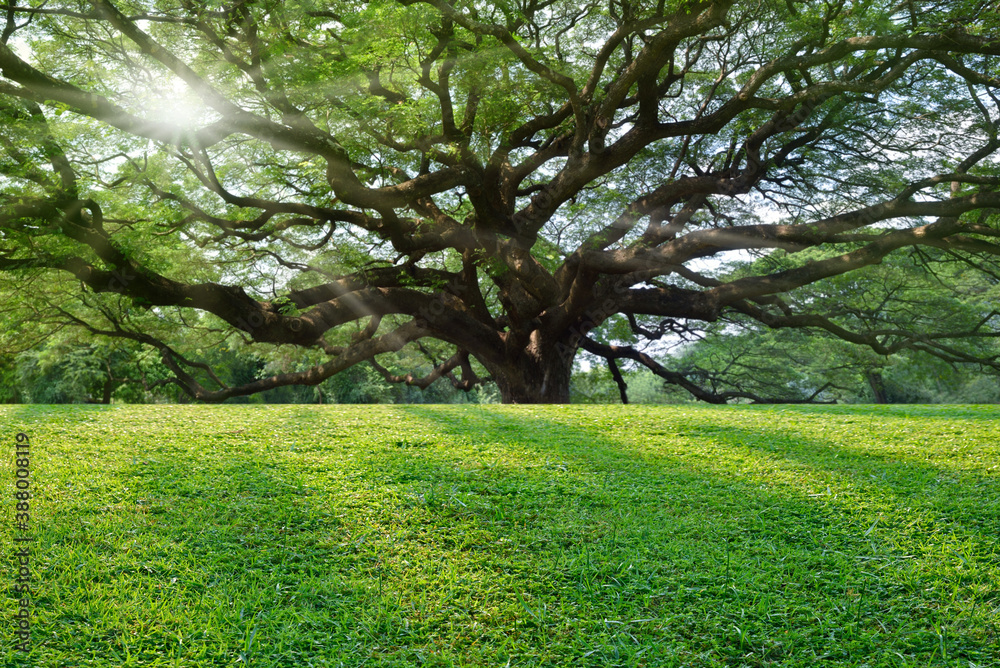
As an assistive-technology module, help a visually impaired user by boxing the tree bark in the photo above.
[101,378,114,404]
[487,332,575,403]
[865,370,888,404]
[493,364,572,403]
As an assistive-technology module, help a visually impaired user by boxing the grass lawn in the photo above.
[1,404,999,667]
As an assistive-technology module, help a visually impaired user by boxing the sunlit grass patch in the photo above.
[2,404,999,666]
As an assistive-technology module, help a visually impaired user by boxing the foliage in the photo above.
[12,334,165,403]
[571,365,687,404]
[3,403,999,665]
[15,345,107,404]
[3,336,495,404]
[0,354,18,403]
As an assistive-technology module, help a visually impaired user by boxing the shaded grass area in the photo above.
[1,404,999,667]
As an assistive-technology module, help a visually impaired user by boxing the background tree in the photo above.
[1,0,999,403]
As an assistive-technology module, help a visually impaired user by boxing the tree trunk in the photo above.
[101,379,115,404]
[865,370,888,404]
[488,332,575,403]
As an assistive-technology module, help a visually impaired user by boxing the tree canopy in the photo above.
[1,0,999,403]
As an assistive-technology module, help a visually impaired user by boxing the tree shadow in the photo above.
[4,404,998,665]
[392,405,999,656]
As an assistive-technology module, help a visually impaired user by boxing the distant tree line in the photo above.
[571,352,1000,405]
[0,332,497,405]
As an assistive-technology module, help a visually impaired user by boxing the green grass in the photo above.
[2,404,999,667]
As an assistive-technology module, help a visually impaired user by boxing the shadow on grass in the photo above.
[391,405,1000,658]
[764,404,1000,421]
[2,410,374,667]
[4,404,998,667]
[395,404,999,517]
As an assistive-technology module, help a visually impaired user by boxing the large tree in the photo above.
[1,0,999,403]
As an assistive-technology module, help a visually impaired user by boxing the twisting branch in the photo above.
[580,337,836,404]
[606,356,629,404]
[370,347,488,392]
